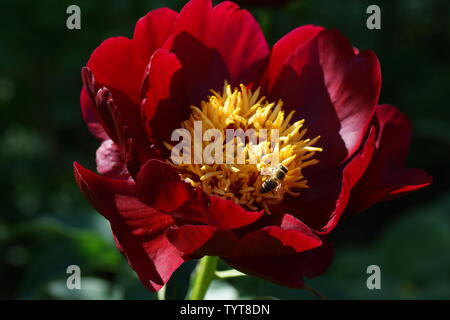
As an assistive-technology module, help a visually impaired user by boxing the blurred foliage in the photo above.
[0,0,448,299]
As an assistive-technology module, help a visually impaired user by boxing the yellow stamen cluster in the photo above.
[166,82,322,214]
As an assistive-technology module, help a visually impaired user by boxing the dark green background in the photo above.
[0,0,448,299]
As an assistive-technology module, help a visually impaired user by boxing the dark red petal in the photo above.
[80,87,109,141]
[136,159,192,212]
[239,214,322,256]
[273,126,377,233]
[165,0,269,104]
[96,139,130,179]
[167,214,320,258]
[141,49,189,150]
[224,240,334,289]
[167,188,210,223]
[205,196,263,230]
[318,30,380,158]
[346,105,432,215]
[269,29,381,169]
[73,162,184,291]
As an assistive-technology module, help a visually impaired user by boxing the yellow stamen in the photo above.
[167,82,322,214]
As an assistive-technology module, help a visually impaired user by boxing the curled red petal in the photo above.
[73,162,184,291]
[346,105,432,215]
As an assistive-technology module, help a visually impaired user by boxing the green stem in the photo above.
[189,256,218,300]
[215,269,246,279]
[157,284,166,300]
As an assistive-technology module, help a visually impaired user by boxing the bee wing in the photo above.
[274,181,284,198]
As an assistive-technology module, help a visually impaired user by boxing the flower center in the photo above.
[166,82,322,214]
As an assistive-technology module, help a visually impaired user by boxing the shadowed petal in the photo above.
[346,105,432,215]
[224,239,333,288]
[136,159,192,212]
[141,49,189,152]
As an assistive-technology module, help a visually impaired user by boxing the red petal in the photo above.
[205,196,263,230]
[224,240,334,288]
[165,0,269,104]
[73,162,184,291]
[319,126,377,233]
[87,8,178,104]
[136,159,192,212]
[87,37,141,103]
[167,188,210,223]
[141,49,189,150]
[96,139,130,179]
[262,25,324,90]
[318,30,380,158]
[132,8,178,76]
[239,214,322,256]
[346,105,432,215]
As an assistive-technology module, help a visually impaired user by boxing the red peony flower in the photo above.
[74,0,431,291]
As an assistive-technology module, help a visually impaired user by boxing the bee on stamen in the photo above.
[260,164,288,194]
